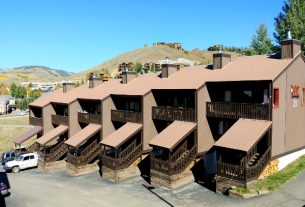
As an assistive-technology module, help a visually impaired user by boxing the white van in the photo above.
[4,152,38,173]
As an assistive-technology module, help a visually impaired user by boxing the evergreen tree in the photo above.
[10,83,17,97]
[274,0,305,51]
[17,86,27,99]
[250,24,274,55]
[134,62,143,73]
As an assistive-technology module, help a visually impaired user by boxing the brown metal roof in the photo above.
[153,54,295,90]
[111,73,162,96]
[59,79,121,104]
[30,79,121,107]
[100,122,143,148]
[149,121,197,151]
[14,126,43,145]
[214,54,294,82]
[30,89,63,107]
[214,119,272,152]
[65,124,102,148]
[36,125,68,146]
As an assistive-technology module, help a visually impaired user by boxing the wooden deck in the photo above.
[111,110,142,123]
[78,112,101,124]
[152,106,195,122]
[206,102,270,120]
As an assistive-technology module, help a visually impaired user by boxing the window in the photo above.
[23,156,30,161]
[273,88,279,108]
[291,85,300,97]
[30,155,35,159]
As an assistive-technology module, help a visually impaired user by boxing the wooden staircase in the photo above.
[67,140,102,166]
[246,153,260,167]
[27,142,39,152]
[40,140,68,162]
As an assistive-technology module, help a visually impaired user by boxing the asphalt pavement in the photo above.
[2,165,305,207]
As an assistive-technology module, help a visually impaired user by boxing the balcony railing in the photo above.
[101,139,143,170]
[39,140,69,162]
[29,116,43,127]
[206,102,270,120]
[111,110,142,123]
[78,112,101,124]
[66,140,102,166]
[216,147,271,183]
[150,144,197,176]
[152,106,195,122]
[51,115,68,126]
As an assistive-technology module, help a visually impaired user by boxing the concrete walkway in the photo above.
[3,166,305,207]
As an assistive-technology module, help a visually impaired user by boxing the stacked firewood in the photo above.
[258,159,279,180]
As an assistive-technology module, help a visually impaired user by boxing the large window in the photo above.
[273,88,279,108]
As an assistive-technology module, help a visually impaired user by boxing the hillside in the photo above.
[0,66,74,84]
[72,45,241,80]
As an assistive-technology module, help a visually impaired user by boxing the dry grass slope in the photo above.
[72,45,241,80]
[0,116,33,154]
[0,66,73,84]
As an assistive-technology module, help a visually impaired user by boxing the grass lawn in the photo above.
[0,115,33,154]
[235,154,305,194]
[0,116,29,125]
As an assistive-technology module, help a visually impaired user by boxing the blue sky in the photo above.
[0,0,284,72]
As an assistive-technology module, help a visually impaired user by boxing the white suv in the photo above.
[4,152,38,173]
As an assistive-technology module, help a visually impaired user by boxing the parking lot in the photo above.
[2,165,305,207]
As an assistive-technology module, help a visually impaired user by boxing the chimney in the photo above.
[63,82,75,93]
[161,64,178,78]
[281,30,301,59]
[121,71,137,84]
[89,77,103,88]
[213,52,231,69]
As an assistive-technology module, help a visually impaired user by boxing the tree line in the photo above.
[207,0,305,55]
[0,83,42,110]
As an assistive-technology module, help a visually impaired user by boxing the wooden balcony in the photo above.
[206,102,270,120]
[151,143,197,176]
[51,115,68,126]
[66,140,102,166]
[101,139,143,170]
[111,110,142,123]
[152,106,195,122]
[216,147,271,183]
[29,116,43,126]
[78,112,101,124]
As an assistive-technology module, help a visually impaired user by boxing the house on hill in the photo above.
[0,95,16,114]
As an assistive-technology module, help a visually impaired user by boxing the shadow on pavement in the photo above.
[142,184,174,207]
[191,158,216,192]
[138,155,151,184]
[0,194,6,207]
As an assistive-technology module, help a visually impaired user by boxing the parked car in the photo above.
[4,152,38,173]
[1,151,15,165]
[0,181,9,196]
[1,146,27,165]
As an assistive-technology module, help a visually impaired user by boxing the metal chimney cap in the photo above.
[217,45,222,54]
[287,30,292,39]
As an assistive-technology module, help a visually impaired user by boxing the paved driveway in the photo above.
[2,166,305,207]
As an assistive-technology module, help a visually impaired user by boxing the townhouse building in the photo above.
[13,36,305,192]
